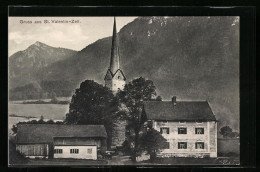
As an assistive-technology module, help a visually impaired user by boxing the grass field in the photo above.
[8,103,69,120]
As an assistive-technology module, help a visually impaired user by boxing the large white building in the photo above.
[143,96,218,158]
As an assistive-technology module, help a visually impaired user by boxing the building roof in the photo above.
[143,101,217,121]
[16,124,107,144]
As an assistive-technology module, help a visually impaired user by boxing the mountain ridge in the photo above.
[9,41,77,89]
[9,17,239,130]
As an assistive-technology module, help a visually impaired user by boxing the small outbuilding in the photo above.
[15,124,107,160]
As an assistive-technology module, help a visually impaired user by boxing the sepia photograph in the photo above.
[8,16,240,166]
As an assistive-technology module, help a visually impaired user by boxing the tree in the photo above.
[11,125,17,135]
[64,80,120,148]
[220,126,233,138]
[116,77,158,159]
[38,115,44,124]
[139,128,167,161]
[11,118,63,135]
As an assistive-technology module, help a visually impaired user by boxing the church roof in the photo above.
[143,101,217,121]
[16,124,107,144]
[104,69,113,80]
[104,69,126,81]
[109,17,120,74]
[113,69,126,80]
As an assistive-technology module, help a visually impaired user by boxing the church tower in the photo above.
[104,17,126,93]
[104,17,126,148]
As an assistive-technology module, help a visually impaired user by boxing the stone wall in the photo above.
[112,120,126,147]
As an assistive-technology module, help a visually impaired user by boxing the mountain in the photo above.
[9,41,77,89]
[10,17,239,130]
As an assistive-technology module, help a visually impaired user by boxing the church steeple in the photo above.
[109,17,120,74]
[104,17,126,93]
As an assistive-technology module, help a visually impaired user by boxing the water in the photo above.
[8,103,69,135]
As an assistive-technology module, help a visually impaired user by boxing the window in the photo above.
[54,149,63,154]
[70,149,79,154]
[195,142,204,149]
[195,128,204,134]
[87,148,92,154]
[178,128,187,134]
[178,142,187,149]
[118,76,120,79]
[160,127,169,134]
[162,142,170,149]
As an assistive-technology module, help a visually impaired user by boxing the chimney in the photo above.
[172,96,177,105]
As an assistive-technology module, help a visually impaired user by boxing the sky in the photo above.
[8,17,137,56]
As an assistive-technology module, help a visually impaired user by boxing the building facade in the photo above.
[15,124,107,159]
[143,96,217,158]
[104,17,126,147]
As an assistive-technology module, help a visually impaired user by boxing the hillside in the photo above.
[9,17,239,130]
[9,41,77,89]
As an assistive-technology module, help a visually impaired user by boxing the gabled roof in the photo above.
[143,101,216,121]
[16,124,107,144]
[113,69,126,80]
[104,69,113,80]
[104,69,126,81]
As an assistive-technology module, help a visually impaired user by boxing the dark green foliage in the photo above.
[155,96,162,101]
[9,80,77,100]
[220,126,239,138]
[9,140,29,164]
[9,83,41,100]
[11,125,17,135]
[65,80,120,148]
[122,140,132,155]
[11,117,63,135]
[139,128,167,161]
[117,77,158,159]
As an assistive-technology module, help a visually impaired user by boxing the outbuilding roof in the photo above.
[143,101,217,121]
[16,124,107,144]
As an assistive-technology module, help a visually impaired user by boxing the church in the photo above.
[104,17,127,147]
[103,18,217,157]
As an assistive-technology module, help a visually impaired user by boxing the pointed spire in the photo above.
[109,17,120,74]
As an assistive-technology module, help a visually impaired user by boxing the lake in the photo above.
[8,103,69,135]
